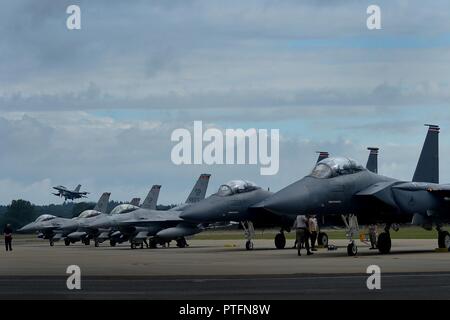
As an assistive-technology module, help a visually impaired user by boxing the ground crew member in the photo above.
[309,215,318,251]
[3,224,13,252]
[293,215,313,256]
[369,224,378,249]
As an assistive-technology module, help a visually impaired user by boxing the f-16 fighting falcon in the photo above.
[52,184,89,201]
[63,192,112,246]
[253,124,450,256]
[181,148,378,250]
[95,186,161,246]
[18,192,111,246]
[17,214,78,246]
[89,174,211,249]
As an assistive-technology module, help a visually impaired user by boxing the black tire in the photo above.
[438,231,450,249]
[347,242,358,256]
[245,240,254,250]
[176,239,186,248]
[84,239,90,246]
[131,243,136,249]
[49,240,54,247]
[377,232,391,254]
[109,239,116,247]
[274,233,286,249]
[149,239,157,249]
[318,232,329,247]
[64,238,71,246]
[94,239,99,247]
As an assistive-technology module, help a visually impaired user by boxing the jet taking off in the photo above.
[89,174,211,249]
[254,125,450,255]
[53,184,89,201]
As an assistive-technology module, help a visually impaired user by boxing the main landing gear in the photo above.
[342,214,359,256]
[241,221,255,250]
[274,231,286,249]
[176,237,188,248]
[437,225,450,249]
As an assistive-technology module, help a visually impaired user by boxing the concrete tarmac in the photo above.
[0,238,449,299]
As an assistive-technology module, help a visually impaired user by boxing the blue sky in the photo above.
[1,0,450,205]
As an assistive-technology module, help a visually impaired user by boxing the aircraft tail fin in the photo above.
[130,197,141,207]
[186,174,211,203]
[94,192,111,213]
[74,184,81,192]
[316,151,329,163]
[366,147,379,173]
[413,124,440,184]
[141,185,161,209]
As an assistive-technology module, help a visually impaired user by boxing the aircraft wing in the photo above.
[120,213,183,226]
[393,182,450,197]
[355,181,401,208]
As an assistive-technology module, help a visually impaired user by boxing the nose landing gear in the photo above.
[241,221,255,250]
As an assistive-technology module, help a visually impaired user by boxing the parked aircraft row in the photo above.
[19,125,450,256]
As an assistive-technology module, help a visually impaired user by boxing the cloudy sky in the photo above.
[1,0,450,205]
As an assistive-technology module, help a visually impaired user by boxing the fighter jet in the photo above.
[95,186,161,246]
[52,184,89,201]
[180,152,334,250]
[89,174,211,249]
[253,124,450,256]
[64,192,111,246]
[17,214,78,246]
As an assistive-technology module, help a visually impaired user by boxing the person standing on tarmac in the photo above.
[293,215,313,256]
[309,215,318,251]
[3,224,13,252]
[368,224,378,250]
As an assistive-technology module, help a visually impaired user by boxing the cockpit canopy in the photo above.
[217,180,260,196]
[310,157,365,179]
[77,210,102,219]
[36,214,56,222]
[110,204,140,215]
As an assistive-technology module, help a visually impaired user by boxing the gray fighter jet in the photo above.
[89,174,211,249]
[52,184,89,201]
[181,148,381,250]
[95,186,161,246]
[63,192,111,246]
[17,214,78,246]
[180,152,335,250]
[253,125,450,255]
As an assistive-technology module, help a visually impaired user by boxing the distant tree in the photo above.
[1,200,36,230]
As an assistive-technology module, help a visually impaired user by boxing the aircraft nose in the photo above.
[254,181,311,215]
[180,206,206,222]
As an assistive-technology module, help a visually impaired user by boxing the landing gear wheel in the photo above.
[94,239,100,247]
[64,238,71,246]
[245,240,254,250]
[49,239,54,247]
[176,238,187,248]
[377,232,391,254]
[140,243,144,249]
[149,239,157,249]
[84,239,90,246]
[347,242,358,256]
[438,231,450,249]
[318,232,329,247]
[274,233,286,249]
[131,243,136,249]
[109,239,116,247]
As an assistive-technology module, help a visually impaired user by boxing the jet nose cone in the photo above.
[255,181,311,215]
[180,207,204,222]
